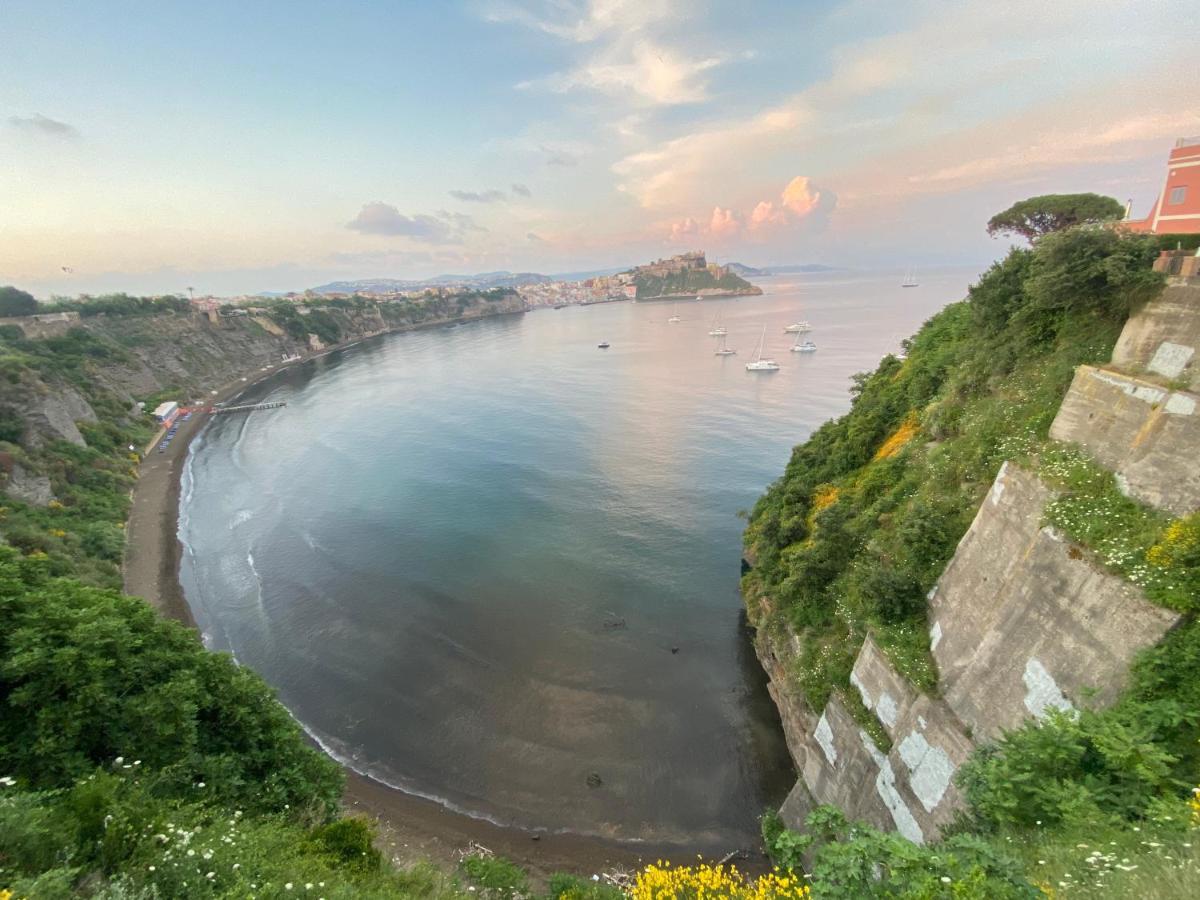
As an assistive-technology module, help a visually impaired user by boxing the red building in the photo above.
[1123,137,1200,234]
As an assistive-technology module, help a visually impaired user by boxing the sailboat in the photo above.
[708,312,727,336]
[902,268,919,288]
[667,302,681,323]
[745,326,780,371]
[783,321,812,333]
[714,333,736,356]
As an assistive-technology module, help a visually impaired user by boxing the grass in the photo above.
[1036,445,1198,611]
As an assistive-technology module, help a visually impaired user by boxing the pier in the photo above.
[206,400,287,415]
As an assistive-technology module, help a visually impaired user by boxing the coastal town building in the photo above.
[635,251,708,278]
[1123,136,1200,234]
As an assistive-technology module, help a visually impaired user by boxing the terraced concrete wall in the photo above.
[757,281,1196,845]
[1111,284,1200,391]
[1050,366,1200,515]
[928,463,1179,741]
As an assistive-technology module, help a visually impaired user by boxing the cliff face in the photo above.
[0,294,525,511]
[751,283,1198,844]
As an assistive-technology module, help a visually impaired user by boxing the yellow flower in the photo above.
[873,414,920,461]
[631,862,809,900]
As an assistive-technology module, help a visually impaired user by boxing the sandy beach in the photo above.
[119,344,740,881]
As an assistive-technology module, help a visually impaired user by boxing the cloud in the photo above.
[612,0,1183,211]
[781,176,822,218]
[666,175,834,244]
[707,206,740,238]
[345,203,483,243]
[481,0,679,44]
[449,188,508,203]
[668,217,699,241]
[494,1,726,107]
[7,113,80,141]
[511,182,532,197]
[519,39,726,106]
[749,201,788,230]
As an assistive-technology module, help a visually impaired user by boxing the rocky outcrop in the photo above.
[16,384,97,447]
[2,463,54,506]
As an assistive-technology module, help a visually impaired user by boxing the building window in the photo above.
[1168,186,1187,205]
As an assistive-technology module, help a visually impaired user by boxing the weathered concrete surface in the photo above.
[1050,365,1200,516]
[850,636,919,739]
[1112,285,1200,390]
[800,696,894,836]
[850,637,975,840]
[928,463,1180,741]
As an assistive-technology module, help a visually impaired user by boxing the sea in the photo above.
[177,268,974,850]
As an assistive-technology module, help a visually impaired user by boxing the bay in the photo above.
[178,269,970,849]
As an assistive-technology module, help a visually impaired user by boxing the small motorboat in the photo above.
[790,340,817,353]
[598,341,610,348]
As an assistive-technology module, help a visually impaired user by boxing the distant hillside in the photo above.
[632,266,762,300]
[727,262,836,277]
[311,271,551,294]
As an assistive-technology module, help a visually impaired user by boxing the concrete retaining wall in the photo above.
[928,463,1179,741]
[755,282,1195,846]
[1050,365,1200,516]
[1111,285,1200,391]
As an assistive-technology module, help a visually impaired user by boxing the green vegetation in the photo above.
[743,226,1165,713]
[761,619,1200,897]
[632,266,756,299]
[749,215,1200,896]
[1040,447,1198,610]
[986,193,1125,242]
[41,294,191,318]
[0,326,152,588]
[0,288,37,318]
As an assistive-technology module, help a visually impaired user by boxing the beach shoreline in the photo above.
[119,325,749,880]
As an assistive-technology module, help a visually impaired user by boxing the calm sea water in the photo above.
[178,269,970,849]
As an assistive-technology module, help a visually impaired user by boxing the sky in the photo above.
[1,0,1196,297]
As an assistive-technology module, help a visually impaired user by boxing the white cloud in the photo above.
[493,0,727,107]
[481,0,680,43]
[520,39,726,106]
[612,0,1190,211]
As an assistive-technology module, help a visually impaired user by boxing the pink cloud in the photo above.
[708,206,740,237]
[667,175,833,244]
[669,216,700,240]
[749,200,788,230]
[781,176,821,217]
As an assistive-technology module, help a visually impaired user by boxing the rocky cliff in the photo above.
[751,282,1198,844]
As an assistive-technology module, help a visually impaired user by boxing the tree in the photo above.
[987,194,1125,242]
[0,286,37,317]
